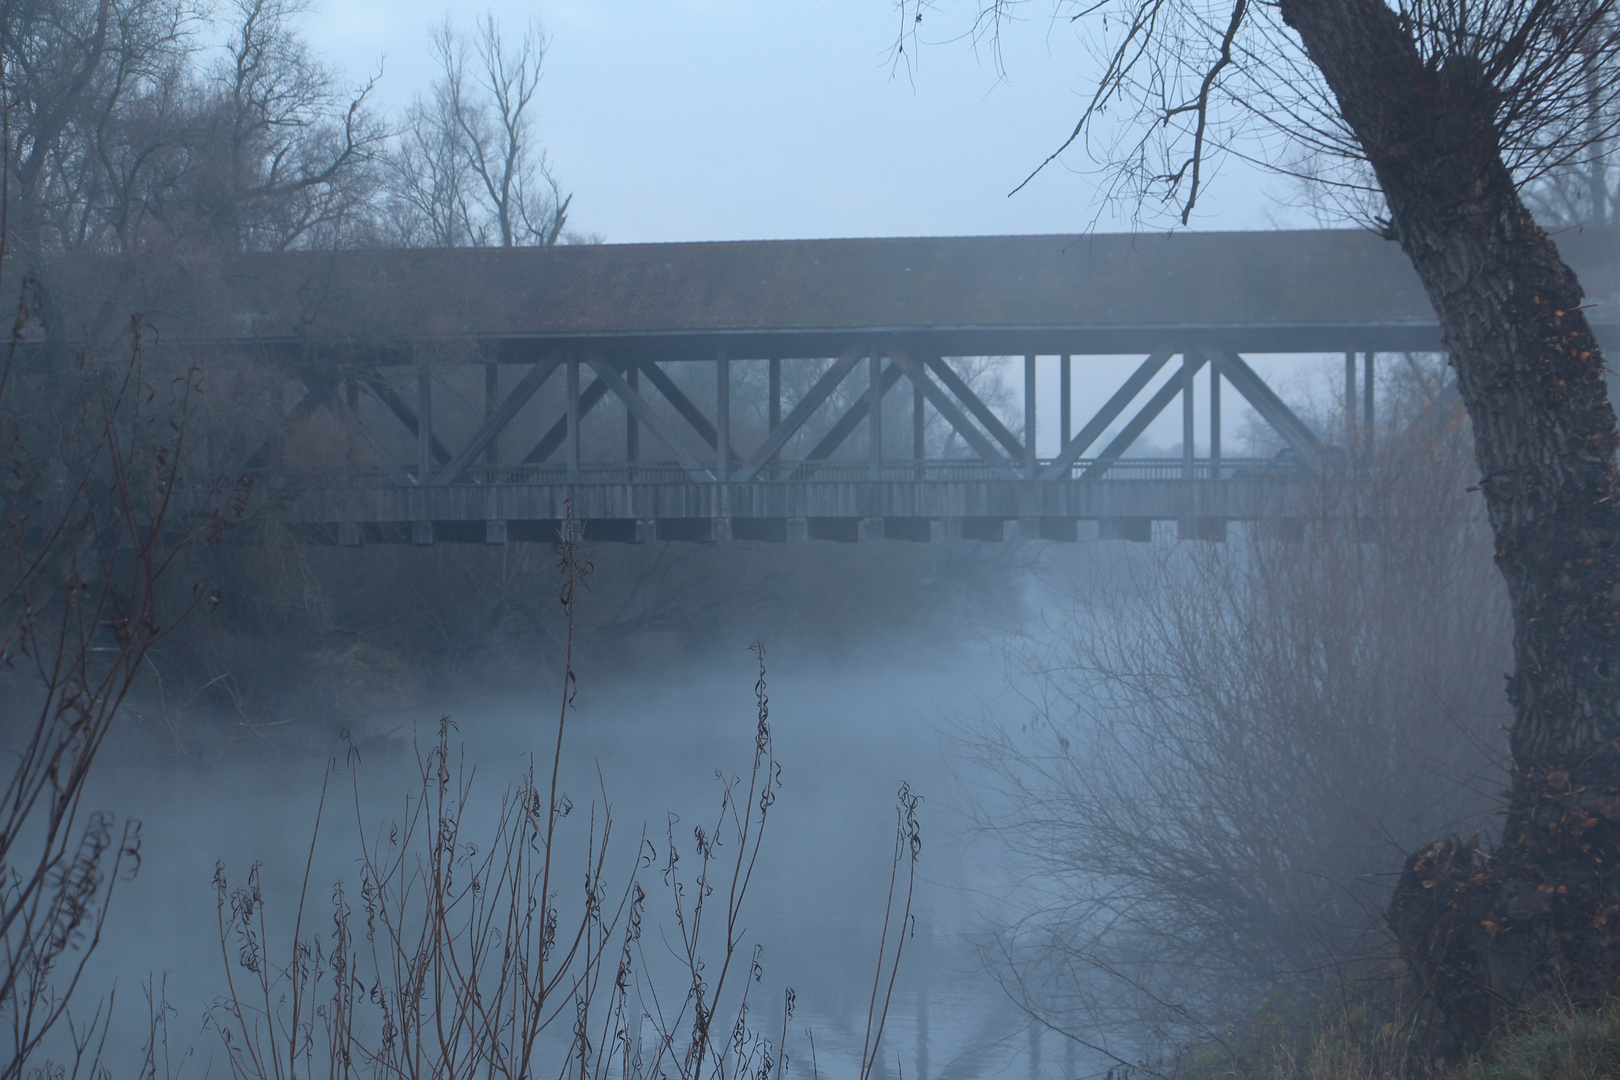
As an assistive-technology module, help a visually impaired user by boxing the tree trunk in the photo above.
[1280,0,1620,1054]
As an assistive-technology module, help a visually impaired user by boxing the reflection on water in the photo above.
[79,637,1079,1079]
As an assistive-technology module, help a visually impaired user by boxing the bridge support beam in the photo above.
[868,354,883,480]
[1183,352,1197,482]
[1060,354,1072,446]
[566,358,581,483]
[484,363,499,465]
[1364,351,1376,460]
[1024,355,1037,478]
[718,353,731,482]
[417,374,433,480]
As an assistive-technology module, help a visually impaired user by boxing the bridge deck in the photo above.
[256,461,1309,546]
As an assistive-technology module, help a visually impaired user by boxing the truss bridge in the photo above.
[79,227,1620,544]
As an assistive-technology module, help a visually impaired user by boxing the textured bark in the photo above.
[1278,0,1620,1050]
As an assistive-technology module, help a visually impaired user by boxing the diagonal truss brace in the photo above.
[734,350,861,481]
[802,361,902,463]
[587,356,715,480]
[634,358,740,464]
[1042,350,1174,479]
[367,378,452,464]
[1213,349,1323,470]
[890,353,1020,479]
[431,356,562,484]
[925,357,1025,460]
[522,375,610,464]
[1081,352,1209,479]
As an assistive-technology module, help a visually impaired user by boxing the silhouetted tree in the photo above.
[902,0,1620,1048]
[2,0,382,258]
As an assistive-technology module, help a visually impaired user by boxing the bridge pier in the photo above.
[1100,517,1153,542]
[1037,518,1077,542]
[1008,516,1041,543]
[1178,517,1228,542]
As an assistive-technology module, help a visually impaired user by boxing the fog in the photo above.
[1,0,1534,1075]
[81,609,1067,1079]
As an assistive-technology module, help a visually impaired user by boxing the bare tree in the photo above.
[1,0,194,252]
[0,274,232,1076]
[386,15,570,248]
[901,0,1620,1041]
[183,0,384,252]
[3,0,383,259]
[967,367,1509,1060]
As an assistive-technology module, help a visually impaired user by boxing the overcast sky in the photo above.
[293,1,1336,453]
[300,0,1315,244]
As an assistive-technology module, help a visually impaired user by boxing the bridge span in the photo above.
[73,227,1620,543]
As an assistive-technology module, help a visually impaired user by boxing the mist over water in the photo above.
[78,593,1070,1080]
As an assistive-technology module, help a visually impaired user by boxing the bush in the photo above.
[966,360,1511,1054]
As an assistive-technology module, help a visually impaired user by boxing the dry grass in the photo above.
[1167,1004,1620,1080]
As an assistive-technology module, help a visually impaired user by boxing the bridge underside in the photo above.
[270,471,1308,546]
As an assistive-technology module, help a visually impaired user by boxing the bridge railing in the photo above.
[244,459,1292,488]
[441,458,1284,485]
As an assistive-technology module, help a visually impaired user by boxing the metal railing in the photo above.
[438,458,1281,486]
[245,458,1292,488]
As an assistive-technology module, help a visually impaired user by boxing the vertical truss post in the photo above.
[1060,354,1072,445]
[1364,352,1375,460]
[1210,356,1222,474]
[1215,349,1323,470]
[717,352,731,482]
[566,356,581,483]
[1182,353,1196,482]
[270,385,288,477]
[913,376,925,479]
[768,357,782,473]
[626,363,640,463]
[585,355,712,480]
[1345,351,1358,444]
[345,378,359,466]
[868,352,883,480]
[1024,354,1038,478]
[416,372,433,480]
[484,363,499,464]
